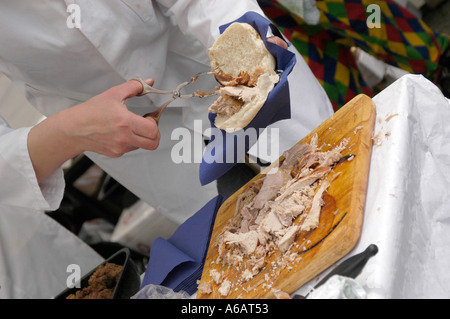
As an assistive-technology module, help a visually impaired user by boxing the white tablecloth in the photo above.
[295,74,450,298]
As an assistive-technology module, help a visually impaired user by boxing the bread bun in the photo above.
[208,22,279,133]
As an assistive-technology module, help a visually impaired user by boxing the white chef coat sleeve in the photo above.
[0,116,64,211]
[155,0,266,47]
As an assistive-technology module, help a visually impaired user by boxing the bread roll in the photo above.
[208,22,279,133]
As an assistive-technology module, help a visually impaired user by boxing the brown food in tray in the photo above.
[66,263,123,299]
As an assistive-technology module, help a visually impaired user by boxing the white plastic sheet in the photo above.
[307,275,367,299]
[295,74,450,298]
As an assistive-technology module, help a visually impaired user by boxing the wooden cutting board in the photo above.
[197,94,376,299]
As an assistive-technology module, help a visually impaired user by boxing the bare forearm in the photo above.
[27,110,81,183]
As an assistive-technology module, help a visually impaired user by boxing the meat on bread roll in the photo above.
[208,22,279,133]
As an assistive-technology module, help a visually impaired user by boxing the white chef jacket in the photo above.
[0,116,104,299]
[0,0,333,224]
[0,116,64,210]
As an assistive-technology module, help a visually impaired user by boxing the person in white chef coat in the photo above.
[0,0,333,299]
[0,78,159,298]
[0,0,333,225]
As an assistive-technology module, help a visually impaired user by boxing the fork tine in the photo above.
[185,66,221,87]
[173,66,221,97]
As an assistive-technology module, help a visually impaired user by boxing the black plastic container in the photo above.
[54,248,141,299]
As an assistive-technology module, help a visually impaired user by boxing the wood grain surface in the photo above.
[198,94,376,299]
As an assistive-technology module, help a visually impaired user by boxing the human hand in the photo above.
[267,36,288,50]
[64,79,161,157]
[28,79,160,182]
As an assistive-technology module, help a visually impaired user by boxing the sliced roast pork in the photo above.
[213,136,348,289]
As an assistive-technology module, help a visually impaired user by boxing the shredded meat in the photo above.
[209,67,267,118]
[209,94,245,117]
[214,68,265,87]
[197,281,212,295]
[218,279,232,297]
[209,135,348,293]
[253,168,291,210]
